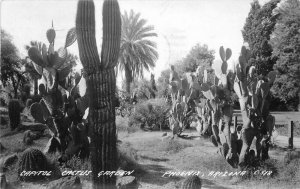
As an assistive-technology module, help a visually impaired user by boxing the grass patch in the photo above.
[275,124,300,137]
[202,155,236,173]
[117,142,145,177]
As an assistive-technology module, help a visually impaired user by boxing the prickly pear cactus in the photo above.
[168,66,198,136]
[181,175,202,189]
[233,44,277,167]
[18,148,50,182]
[199,46,240,167]
[8,99,21,130]
[28,23,85,155]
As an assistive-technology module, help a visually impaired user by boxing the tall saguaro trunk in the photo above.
[76,0,121,188]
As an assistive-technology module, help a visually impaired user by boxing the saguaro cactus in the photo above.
[76,0,121,188]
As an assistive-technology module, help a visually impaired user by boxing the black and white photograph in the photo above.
[0,0,300,188]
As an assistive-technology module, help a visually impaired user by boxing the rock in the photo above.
[162,132,167,137]
[46,176,82,189]
[19,122,47,132]
[116,176,138,189]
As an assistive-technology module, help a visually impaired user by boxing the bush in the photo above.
[156,139,192,153]
[128,98,170,130]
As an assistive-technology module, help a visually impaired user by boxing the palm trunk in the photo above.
[125,64,132,94]
[126,79,131,94]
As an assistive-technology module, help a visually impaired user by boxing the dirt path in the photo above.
[119,131,245,189]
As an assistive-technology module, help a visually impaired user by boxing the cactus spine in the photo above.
[8,99,21,130]
[76,0,121,188]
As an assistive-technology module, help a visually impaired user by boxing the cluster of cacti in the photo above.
[194,47,241,167]
[233,44,276,167]
[195,45,276,168]
[180,175,202,189]
[75,0,121,187]
[27,23,90,159]
[8,99,21,130]
[18,148,50,182]
[169,44,277,169]
[168,65,198,136]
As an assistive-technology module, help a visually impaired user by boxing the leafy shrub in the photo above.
[128,98,170,130]
[0,90,11,106]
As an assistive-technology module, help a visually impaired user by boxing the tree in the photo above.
[118,10,158,93]
[242,0,280,76]
[178,43,215,73]
[270,0,300,110]
[1,29,28,98]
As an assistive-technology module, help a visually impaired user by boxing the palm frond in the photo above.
[118,10,158,83]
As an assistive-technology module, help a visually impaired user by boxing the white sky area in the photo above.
[0,0,270,87]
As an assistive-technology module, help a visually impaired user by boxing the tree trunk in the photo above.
[124,64,132,94]
[88,69,117,188]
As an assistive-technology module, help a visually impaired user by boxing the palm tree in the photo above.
[118,10,158,93]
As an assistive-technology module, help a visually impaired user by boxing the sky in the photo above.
[0,0,270,86]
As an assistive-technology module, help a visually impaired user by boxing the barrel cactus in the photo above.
[181,175,202,189]
[76,0,121,187]
[8,99,21,130]
[18,148,50,182]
